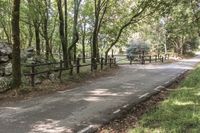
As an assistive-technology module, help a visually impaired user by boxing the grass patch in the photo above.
[129,65,200,133]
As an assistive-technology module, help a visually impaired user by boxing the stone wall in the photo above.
[0,42,12,76]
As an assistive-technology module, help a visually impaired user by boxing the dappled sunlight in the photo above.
[180,87,195,90]
[128,127,166,133]
[88,89,119,97]
[122,63,195,70]
[192,114,200,120]
[173,100,195,106]
[29,119,72,133]
[76,88,137,103]
[83,97,102,102]
[123,92,134,95]
[2,107,21,110]
[181,58,200,63]
[142,64,194,70]
[69,88,136,103]
[194,92,200,96]
[88,88,134,97]
[89,89,109,95]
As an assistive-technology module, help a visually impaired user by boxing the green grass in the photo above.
[129,65,200,133]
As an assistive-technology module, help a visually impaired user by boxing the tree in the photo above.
[103,0,151,62]
[92,0,109,69]
[57,0,68,67]
[68,0,82,65]
[12,0,21,88]
[64,0,69,66]
[27,0,41,55]
[0,0,12,43]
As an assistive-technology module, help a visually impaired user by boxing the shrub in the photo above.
[126,40,150,60]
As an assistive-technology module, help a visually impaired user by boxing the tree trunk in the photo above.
[43,0,50,60]
[92,0,99,60]
[82,22,86,63]
[12,0,21,88]
[34,21,41,55]
[92,0,109,68]
[73,45,76,64]
[28,19,33,47]
[69,0,81,65]
[92,17,99,69]
[57,0,68,68]
[64,0,69,67]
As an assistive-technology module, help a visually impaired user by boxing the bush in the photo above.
[126,40,150,60]
[0,77,12,92]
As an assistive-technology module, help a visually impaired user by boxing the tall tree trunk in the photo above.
[57,0,68,67]
[81,22,86,63]
[43,0,50,60]
[73,44,76,64]
[27,0,40,55]
[28,17,33,47]
[12,0,21,88]
[34,21,41,55]
[44,32,50,60]
[92,0,109,68]
[64,0,69,67]
[92,19,98,60]
[104,1,149,64]
[68,0,81,65]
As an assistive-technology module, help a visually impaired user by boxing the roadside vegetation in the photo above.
[98,64,200,133]
[0,0,199,90]
[129,65,200,133]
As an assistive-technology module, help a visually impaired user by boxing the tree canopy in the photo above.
[1,0,199,87]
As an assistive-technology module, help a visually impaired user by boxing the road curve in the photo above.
[0,54,200,133]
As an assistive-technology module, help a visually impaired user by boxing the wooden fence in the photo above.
[24,57,116,87]
[115,54,170,65]
[23,54,169,87]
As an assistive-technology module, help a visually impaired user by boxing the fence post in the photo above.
[101,57,104,70]
[112,49,114,58]
[141,51,145,64]
[91,58,97,71]
[149,56,151,63]
[141,56,145,64]
[70,64,73,75]
[76,57,80,74]
[109,57,112,68]
[107,56,110,66]
[91,58,93,72]
[114,58,116,65]
[155,55,157,62]
[96,58,98,70]
[94,58,97,70]
[59,60,63,80]
[130,57,133,65]
[161,56,164,63]
[31,63,35,87]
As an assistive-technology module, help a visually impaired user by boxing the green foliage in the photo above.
[0,77,12,92]
[129,65,200,133]
[1,0,200,88]
[126,40,150,56]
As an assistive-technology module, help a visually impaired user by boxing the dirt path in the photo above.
[0,54,200,133]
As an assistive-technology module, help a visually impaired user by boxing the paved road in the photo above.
[1,55,200,133]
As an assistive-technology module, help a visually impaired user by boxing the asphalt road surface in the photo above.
[1,54,200,133]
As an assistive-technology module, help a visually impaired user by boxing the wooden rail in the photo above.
[23,54,169,87]
[24,57,116,86]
